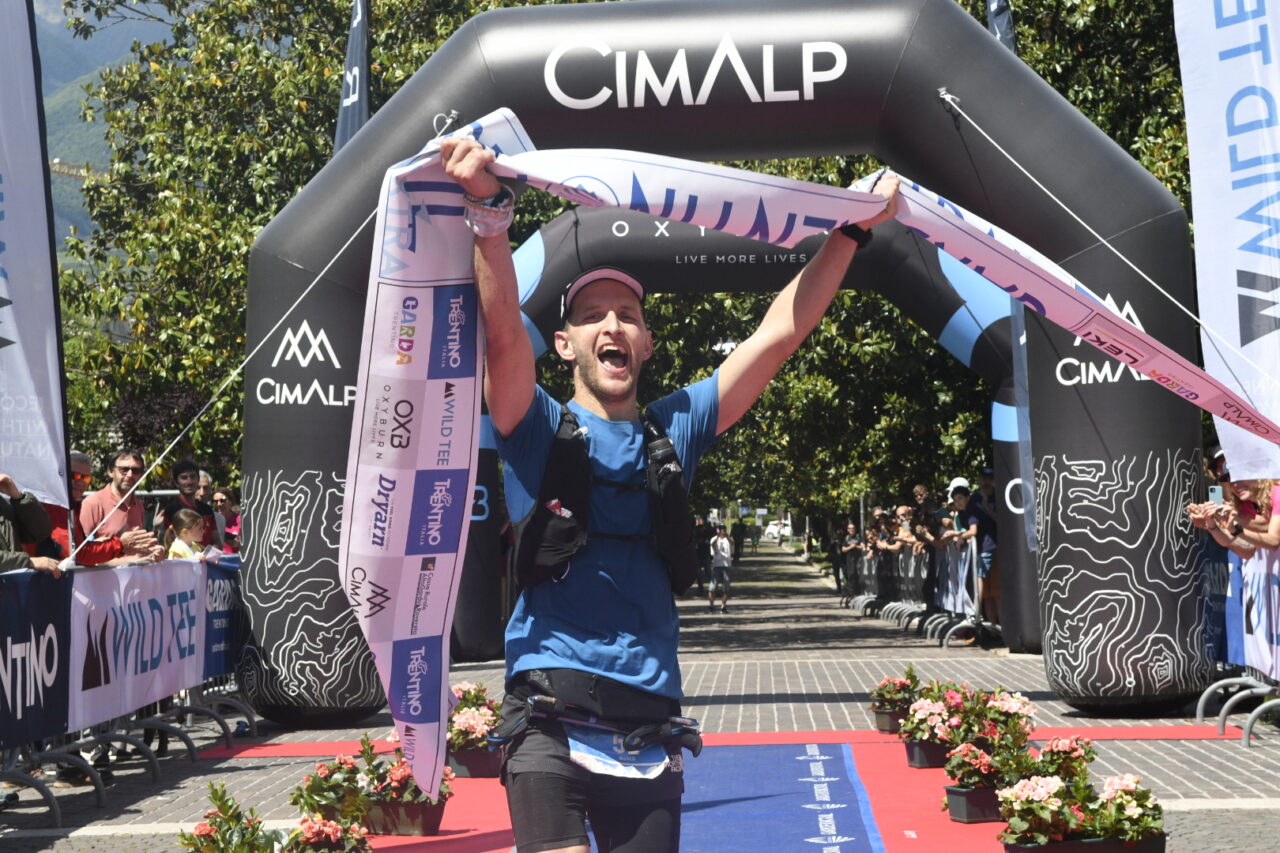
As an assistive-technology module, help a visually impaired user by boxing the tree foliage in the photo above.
[58,0,557,480]
[58,0,1192,514]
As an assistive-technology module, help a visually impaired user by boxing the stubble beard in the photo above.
[571,346,638,410]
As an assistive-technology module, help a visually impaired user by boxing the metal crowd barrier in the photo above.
[841,539,1000,648]
[1190,543,1280,748]
[0,557,256,827]
[0,676,257,827]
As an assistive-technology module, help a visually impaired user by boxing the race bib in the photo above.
[563,723,670,779]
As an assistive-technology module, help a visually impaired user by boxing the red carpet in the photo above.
[850,740,999,853]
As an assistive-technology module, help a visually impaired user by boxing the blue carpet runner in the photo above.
[678,743,886,853]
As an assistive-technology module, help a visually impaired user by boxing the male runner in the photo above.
[441,136,900,853]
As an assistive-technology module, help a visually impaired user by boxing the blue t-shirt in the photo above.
[496,373,720,699]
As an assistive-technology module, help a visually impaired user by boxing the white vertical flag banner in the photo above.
[1176,0,1280,478]
[0,0,69,507]
[340,110,537,798]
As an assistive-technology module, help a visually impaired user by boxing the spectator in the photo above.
[78,449,155,560]
[196,471,213,503]
[212,488,240,554]
[196,470,227,544]
[165,509,206,560]
[839,521,863,604]
[0,473,60,576]
[948,484,998,621]
[1191,472,1279,558]
[731,519,747,565]
[60,451,161,566]
[973,466,999,516]
[693,517,714,595]
[911,483,938,517]
[709,525,734,613]
[154,459,221,549]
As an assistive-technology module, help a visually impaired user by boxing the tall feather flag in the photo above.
[334,0,371,153]
[0,0,70,507]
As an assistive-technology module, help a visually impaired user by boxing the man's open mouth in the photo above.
[599,344,629,372]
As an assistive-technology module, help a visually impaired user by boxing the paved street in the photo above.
[2,541,1278,851]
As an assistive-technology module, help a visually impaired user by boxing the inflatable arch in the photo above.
[241,0,1205,722]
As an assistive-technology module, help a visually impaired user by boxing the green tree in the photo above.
[58,0,567,481]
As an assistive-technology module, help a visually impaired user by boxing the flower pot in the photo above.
[1003,835,1166,853]
[448,746,502,778]
[903,739,952,768]
[944,785,1001,823]
[871,704,906,734]
[365,799,448,836]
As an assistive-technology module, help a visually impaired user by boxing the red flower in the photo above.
[193,822,216,837]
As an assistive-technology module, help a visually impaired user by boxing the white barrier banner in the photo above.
[68,560,207,730]
[346,108,1280,794]
[0,1,69,506]
[1241,547,1279,679]
[1176,0,1280,477]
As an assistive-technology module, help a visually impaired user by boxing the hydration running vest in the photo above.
[510,405,699,594]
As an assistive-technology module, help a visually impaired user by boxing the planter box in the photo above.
[365,800,448,836]
[944,785,1001,823]
[871,704,906,734]
[448,747,502,778]
[1003,835,1166,853]
[903,739,952,768]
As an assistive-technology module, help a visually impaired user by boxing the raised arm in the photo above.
[715,174,901,435]
[440,137,535,439]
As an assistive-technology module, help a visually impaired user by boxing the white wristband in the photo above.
[463,185,515,237]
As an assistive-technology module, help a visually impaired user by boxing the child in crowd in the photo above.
[165,508,205,559]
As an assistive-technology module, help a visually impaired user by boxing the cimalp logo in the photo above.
[258,319,355,407]
[271,320,341,369]
[347,566,391,618]
[544,34,847,111]
[1056,295,1150,387]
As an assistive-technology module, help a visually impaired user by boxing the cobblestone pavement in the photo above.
[2,542,1277,851]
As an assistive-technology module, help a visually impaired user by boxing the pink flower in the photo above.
[193,822,216,837]
[944,689,963,708]
[451,706,497,736]
[316,764,330,779]
[1101,773,1143,800]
